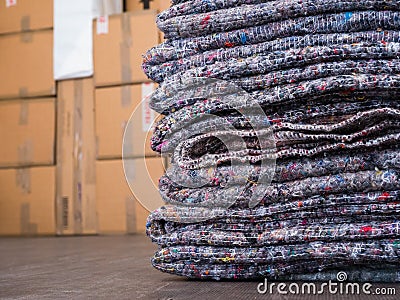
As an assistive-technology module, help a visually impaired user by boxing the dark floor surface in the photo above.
[0,235,399,300]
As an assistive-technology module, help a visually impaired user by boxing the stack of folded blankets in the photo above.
[143,0,400,281]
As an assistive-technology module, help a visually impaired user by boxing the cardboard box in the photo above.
[96,157,165,234]
[125,0,168,42]
[0,0,53,35]
[93,11,159,86]
[0,98,55,168]
[125,0,171,12]
[0,166,56,236]
[95,83,158,159]
[0,29,55,99]
[56,78,97,235]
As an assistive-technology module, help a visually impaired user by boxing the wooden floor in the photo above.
[0,235,399,299]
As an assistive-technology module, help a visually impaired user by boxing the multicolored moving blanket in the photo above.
[151,240,400,280]
[142,0,400,281]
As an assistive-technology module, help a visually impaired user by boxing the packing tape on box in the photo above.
[125,158,135,183]
[18,87,28,98]
[19,100,29,125]
[61,196,69,230]
[73,80,83,233]
[124,160,137,232]
[82,81,96,185]
[56,83,69,234]
[121,85,132,107]
[20,31,33,43]
[16,168,31,194]
[20,15,30,31]
[123,120,134,157]
[84,151,96,184]
[95,136,99,160]
[120,14,132,83]
[126,196,137,233]
[17,140,33,165]
[56,85,65,234]
[20,203,38,235]
[73,182,83,232]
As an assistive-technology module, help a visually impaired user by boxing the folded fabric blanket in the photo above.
[157,0,400,39]
[151,239,400,279]
[153,260,400,281]
[152,93,399,132]
[150,60,400,113]
[147,43,400,84]
[148,190,400,225]
[147,190,400,246]
[152,106,400,154]
[150,219,400,247]
[165,146,399,187]
[143,0,400,282]
[145,11,400,65]
[149,76,400,133]
[171,130,400,168]
[159,169,400,207]
[161,0,284,20]
[145,34,400,83]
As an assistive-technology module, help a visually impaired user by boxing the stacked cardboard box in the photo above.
[0,4,164,236]
[0,0,53,34]
[56,78,98,235]
[93,10,165,234]
[53,0,124,235]
[0,0,55,235]
[125,0,171,41]
[0,2,100,236]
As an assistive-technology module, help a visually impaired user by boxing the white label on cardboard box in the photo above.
[5,0,17,7]
[141,83,155,132]
[96,15,109,35]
